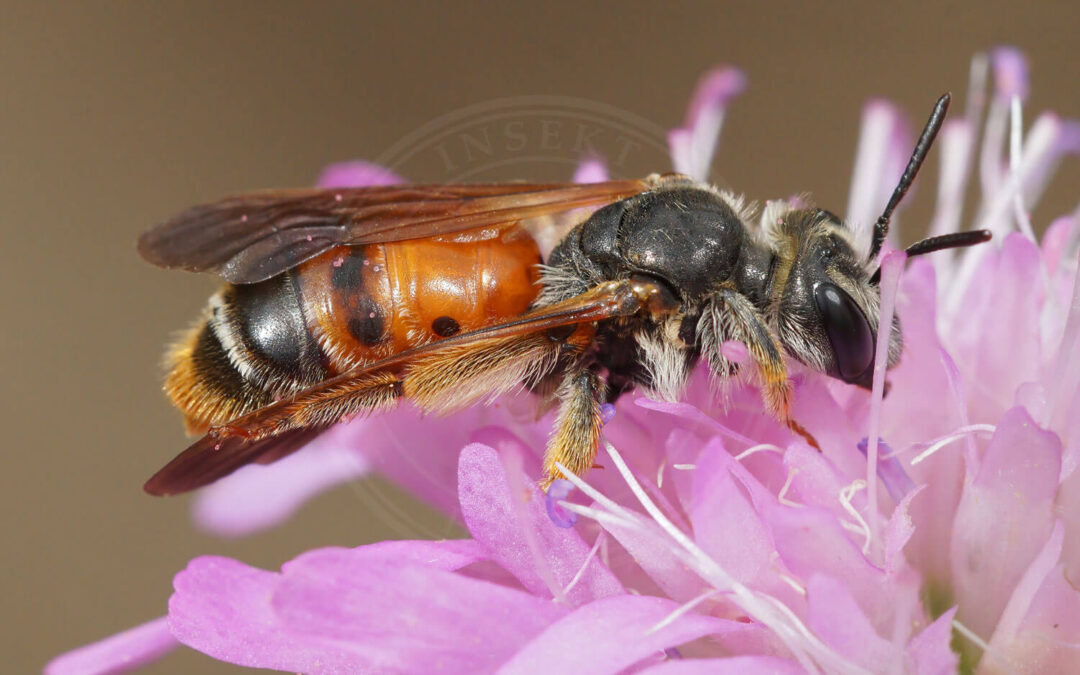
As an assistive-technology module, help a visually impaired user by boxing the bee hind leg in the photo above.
[540,368,606,491]
[208,371,404,441]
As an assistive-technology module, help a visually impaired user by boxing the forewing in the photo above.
[138,180,648,283]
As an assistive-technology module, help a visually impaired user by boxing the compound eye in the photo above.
[813,282,875,382]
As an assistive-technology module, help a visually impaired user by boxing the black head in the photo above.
[768,208,896,389]
[767,94,991,389]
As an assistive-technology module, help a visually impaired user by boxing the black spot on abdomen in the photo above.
[347,295,386,345]
[431,315,460,337]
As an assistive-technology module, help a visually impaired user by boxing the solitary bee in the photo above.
[141,94,989,496]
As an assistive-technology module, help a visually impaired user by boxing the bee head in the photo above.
[765,207,900,389]
[764,93,991,390]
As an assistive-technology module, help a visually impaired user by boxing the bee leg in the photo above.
[540,368,605,490]
[702,287,818,448]
[210,371,404,441]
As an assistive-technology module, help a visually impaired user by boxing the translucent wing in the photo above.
[138,180,650,283]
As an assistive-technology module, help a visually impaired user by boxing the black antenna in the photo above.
[904,229,992,257]
[869,229,992,284]
[866,93,952,262]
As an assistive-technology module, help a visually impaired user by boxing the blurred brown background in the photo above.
[3,1,1077,672]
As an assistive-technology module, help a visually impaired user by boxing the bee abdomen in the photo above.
[223,273,327,386]
[165,273,328,432]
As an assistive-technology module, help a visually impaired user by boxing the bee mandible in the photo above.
[141,93,990,496]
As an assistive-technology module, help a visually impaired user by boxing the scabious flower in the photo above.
[48,50,1080,674]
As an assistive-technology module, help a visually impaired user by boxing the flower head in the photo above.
[49,49,1080,674]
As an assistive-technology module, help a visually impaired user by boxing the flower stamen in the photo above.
[952,619,1018,674]
[907,424,996,466]
[1009,95,1038,242]
[645,588,723,635]
[561,530,606,597]
[734,443,785,461]
[837,479,872,555]
[778,572,808,597]
[777,467,802,508]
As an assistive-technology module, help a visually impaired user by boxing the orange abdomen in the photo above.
[297,227,543,373]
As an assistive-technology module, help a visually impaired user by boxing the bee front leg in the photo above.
[700,287,818,449]
[540,368,606,490]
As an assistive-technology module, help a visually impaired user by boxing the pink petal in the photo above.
[948,234,1043,422]
[784,443,862,515]
[699,432,784,515]
[498,594,753,675]
[1040,214,1078,276]
[927,120,975,246]
[806,574,896,669]
[314,160,404,188]
[191,432,370,536]
[689,439,775,586]
[286,538,488,573]
[573,156,610,183]
[634,396,756,446]
[669,66,746,181]
[169,548,567,674]
[989,562,1080,672]
[883,262,969,583]
[332,401,534,520]
[988,519,1065,643]
[667,129,695,177]
[1060,466,1080,587]
[638,656,805,674]
[720,339,750,363]
[1046,231,1080,477]
[990,47,1029,101]
[594,507,706,603]
[683,66,747,129]
[976,58,1012,200]
[275,559,566,673]
[881,260,968,445]
[44,616,178,675]
[765,501,916,636]
[789,377,864,481]
[950,406,1062,639]
[905,607,959,675]
[864,250,907,533]
[953,114,1080,317]
[457,443,623,605]
[169,556,360,673]
[845,100,907,248]
[884,485,926,575]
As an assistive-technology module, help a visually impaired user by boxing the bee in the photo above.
[141,93,990,496]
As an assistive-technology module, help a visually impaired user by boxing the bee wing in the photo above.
[138,180,649,284]
[143,278,649,496]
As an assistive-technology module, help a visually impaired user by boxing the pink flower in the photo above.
[48,48,1080,674]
